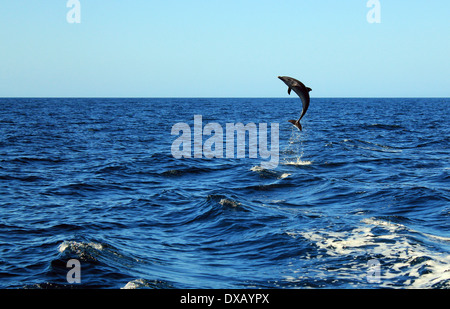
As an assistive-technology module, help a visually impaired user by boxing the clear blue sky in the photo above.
[0,0,448,97]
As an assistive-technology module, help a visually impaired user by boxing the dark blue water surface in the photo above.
[0,98,449,289]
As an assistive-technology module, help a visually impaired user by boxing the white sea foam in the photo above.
[219,198,240,208]
[250,166,291,179]
[289,218,450,288]
[250,166,264,172]
[58,241,104,253]
[279,173,291,179]
[122,279,146,289]
[282,158,313,166]
[280,128,312,167]
[121,278,172,289]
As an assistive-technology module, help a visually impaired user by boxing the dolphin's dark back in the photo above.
[291,84,310,121]
[278,76,311,126]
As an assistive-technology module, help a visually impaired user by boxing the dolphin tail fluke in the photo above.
[288,120,302,131]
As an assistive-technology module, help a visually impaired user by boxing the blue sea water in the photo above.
[0,97,449,289]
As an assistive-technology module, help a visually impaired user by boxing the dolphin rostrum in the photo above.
[278,76,312,131]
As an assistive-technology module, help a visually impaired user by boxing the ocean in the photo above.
[0,97,449,289]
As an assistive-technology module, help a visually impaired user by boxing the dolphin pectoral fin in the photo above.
[288,87,292,95]
[288,120,302,131]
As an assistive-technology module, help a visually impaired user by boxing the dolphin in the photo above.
[278,76,312,131]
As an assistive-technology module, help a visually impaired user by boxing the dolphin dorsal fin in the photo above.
[288,87,292,95]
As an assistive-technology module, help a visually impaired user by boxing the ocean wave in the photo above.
[93,162,130,174]
[58,240,105,262]
[5,156,64,164]
[122,278,175,289]
[290,217,450,288]
[364,123,406,131]
[206,194,243,210]
[2,98,449,289]
[242,181,297,192]
[58,240,142,267]
[160,166,213,177]
[22,282,81,289]
[0,174,45,182]
[416,139,448,148]
[281,159,313,166]
[250,165,291,179]
[341,139,403,153]
[43,182,134,197]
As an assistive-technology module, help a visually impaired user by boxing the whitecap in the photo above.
[121,279,174,289]
[122,279,146,289]
[58,240,104,253]
[291,218,450,288]
[250,165,291,179]
[58,240,105,262]
[219,198,240,208]
[282,159,313,166]
[250,166,264,172]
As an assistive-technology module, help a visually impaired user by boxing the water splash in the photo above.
[281,127,313,166]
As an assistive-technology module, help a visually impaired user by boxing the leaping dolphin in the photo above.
[278,76,312,131]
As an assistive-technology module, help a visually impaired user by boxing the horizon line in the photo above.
[1,96,449,99]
